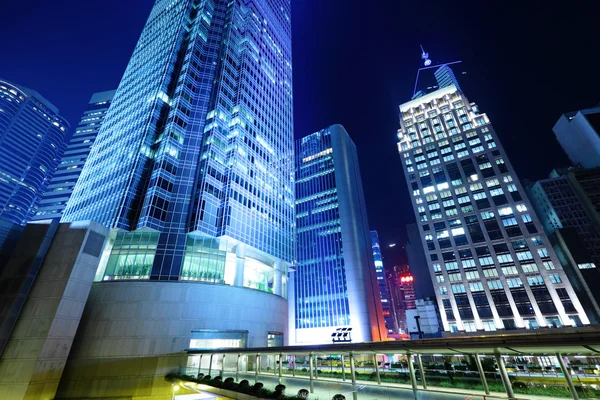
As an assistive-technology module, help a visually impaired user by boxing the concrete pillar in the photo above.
[198,355,203,377]
[292,354,296,377]
[341,355,346,381]
[208,354,213,377]
[417,354,427,389]
[309,352,314,393]
[495,353,515,399]
[255,353,260,383]
[556,353,580,400]
[278,353,283,384]
[234,244,245,287]
[236,354,241,381]
[407,352,418,400]
[349,352,358,400]
[474,354,490,395]
[274,354,277,375]
[314,354,319,379]
[374,354,381,384]
[221,354,226,377]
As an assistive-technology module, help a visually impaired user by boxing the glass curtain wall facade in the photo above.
[370,230,396,333]
[295,125,385,344]
[61,0,294,296]
[0,79,68,230]
[33,90,116,221]
[397,84,590,333]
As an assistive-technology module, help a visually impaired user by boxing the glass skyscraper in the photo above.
[294,125,385,344]
[33,90,116,221]
[62,0,294,289]
[397,83,590,333]
[0,79,68,243]
[370,230,396,333]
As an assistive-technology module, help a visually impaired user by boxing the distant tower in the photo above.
[371,230,397,333]
[0,79,68,244]
[553,105,600,168]
[294,125,386,344]
[33,90,116,221]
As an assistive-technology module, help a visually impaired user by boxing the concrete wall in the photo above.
[56,281,288,400]
[0,221,108,400]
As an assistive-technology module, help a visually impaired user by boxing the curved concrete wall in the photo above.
[57,281,287,400]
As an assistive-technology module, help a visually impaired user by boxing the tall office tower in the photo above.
[33,90,116,221]
[526,168,600,321]
[397,83,590,333]
[553,105,600,168]
[56,1,294,398]
[294,125,385,344]
[370,230,397,333]
[0,79,68,247]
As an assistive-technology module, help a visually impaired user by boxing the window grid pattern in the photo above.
[61,0,294,282]
[295,130,349,329]
[0,79,68,226]
[33,90,116,220]
[397,85,589,333]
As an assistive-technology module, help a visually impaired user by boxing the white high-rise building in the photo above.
[396,83,589,333]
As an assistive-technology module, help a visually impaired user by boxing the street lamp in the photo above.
[172,383,180,400]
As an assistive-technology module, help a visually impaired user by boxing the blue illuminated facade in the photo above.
[294,125,385,344]
[370,230,396,333]
[0,79,68,243]
[33,90,116,221]
[62,0,294,295]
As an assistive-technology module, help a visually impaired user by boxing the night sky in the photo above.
[2,0,599,261]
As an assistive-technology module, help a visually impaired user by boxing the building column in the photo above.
[407,351,418,400]
[417,354,427,389]
[208,354,214,377]
[556,353,580,400]
[236,354,241,381]
[221,354,226,377]
[255,353,260,384]
[273,355,277,376]
[234,244,245,287]
[349,352,358,400]
[374,354,381,384]
[309,352,314,393]
[341,355,346,381]
[495,352,515,399]
[474,354,490,395]
[292,354,296,377]
[278,353,283,384]
[198,355,203,378]
[274,260,282,296]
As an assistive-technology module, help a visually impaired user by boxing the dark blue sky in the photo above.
[2,0,599,255]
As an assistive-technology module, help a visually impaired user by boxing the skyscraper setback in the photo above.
[397,81,589,333]
[54,1,294,398]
